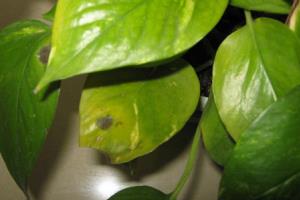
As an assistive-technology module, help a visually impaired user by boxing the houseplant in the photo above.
[1,0,300,199]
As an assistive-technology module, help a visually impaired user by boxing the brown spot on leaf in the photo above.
[96,116,113,130]
[39,45,51,64]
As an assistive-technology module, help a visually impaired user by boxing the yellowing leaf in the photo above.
[80,60,200,163]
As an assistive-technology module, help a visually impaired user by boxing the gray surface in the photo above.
[0,1,222,199]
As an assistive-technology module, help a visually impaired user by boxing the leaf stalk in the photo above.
[169,125,201,200]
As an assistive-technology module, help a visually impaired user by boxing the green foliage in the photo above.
[213,17,300,140]
[109,122,201,200]
[220,85,300,200]
[0,20,59,191]
[36,0,228,91]
[42,4,56,22]
[80,60,200,163]
[1,1,300,200]
[200,94,235,166]
[230,0,292,13]
[108,186,169,200]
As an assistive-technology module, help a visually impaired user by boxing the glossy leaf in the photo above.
[213,17,300,140]
[80,60,200,163]
[200,94,234,166]
[230,0,291,14]
[108,186,169,200]
[0,21,59,190]
[36,0,228,91]
[220,85,300,200]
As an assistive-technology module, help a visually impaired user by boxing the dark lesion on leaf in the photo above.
[38,45,51,64]
[96,115,113,130]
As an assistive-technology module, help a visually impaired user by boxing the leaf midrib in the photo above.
[247,17,278,101]
[14,42,37,131]
[255,171,300,199]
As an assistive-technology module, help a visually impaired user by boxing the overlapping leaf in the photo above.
[43,4,56,22]
[36,0,228,91]
[80,60,200,163]
[108,186,169,200]
[0,21,59,191]
[213,18,300,140]
[230,0,291,14]
[220,85,300,200]
[200,95,234,166]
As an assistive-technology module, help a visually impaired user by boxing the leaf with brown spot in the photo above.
[79,59,200,163]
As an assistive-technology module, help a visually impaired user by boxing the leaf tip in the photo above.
[33,85,42,94]
[34,78,49,94]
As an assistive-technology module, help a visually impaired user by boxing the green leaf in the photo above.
[0,21,59,191]
[108,186,169,200]
[200,94,235,166]
[230,0,291,14]
[43,4,56,22]
[220,85,300,200]
[36,0,228,91]
[80,60,200,163]
[213,17,300,141]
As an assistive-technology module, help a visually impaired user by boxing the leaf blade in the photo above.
[200,94,235,166]
[213,18,300,140]
[80,60,200,163]
[43,4,56,22]
[230,0,291,14]
[0,20,59,191]
[36,0,228,91]
[108,186,169,200]
[220,85,300,200]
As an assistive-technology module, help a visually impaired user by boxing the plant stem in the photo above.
[287,0,300,24]
[244,10,253,26]
[169,125,201,200]
[244,11,256,41]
